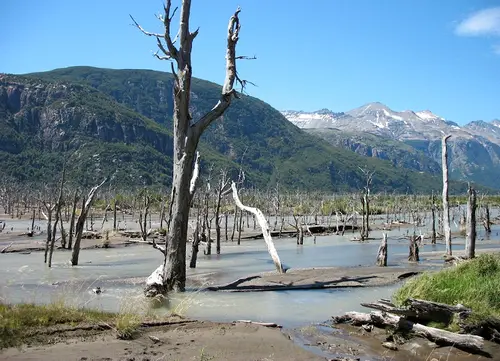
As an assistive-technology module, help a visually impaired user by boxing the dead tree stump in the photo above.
[408,235,420,262]
[376,233,388,266]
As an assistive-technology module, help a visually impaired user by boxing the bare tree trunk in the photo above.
[68,190,79,250]
[113,199,118,231]
[59,208,67,248]
[442,135,452,255]
[231,204,237,242]
[189,213,200,268]
[237,209,243,245]
[376,233,388,266]
[48,211,60,267]
[231,182,284,273]
[30,208,35,236]
[71,179,107,266]
[409,235,420,262]
[44,208,53,263]
[133,2,246,292]
[465,185,477,259]
[224,213,228,241]
[431,193,437,245]
[364,192,370,239]
[483,204,491,233]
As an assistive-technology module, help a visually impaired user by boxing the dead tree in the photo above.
[376,233,388,266]
[139,190,151,243]
[465,185,477,259]
[359,168,374,240]
[442,135,452,255]
[71,179,107,266]
[48,166,66,267]
[58,208,67,248]
[481,199,491,233]
[231,181,284,273]
[214,169,230,254]
[409,235,420,262]
[41,199,56,264]
[189,195,202,268]
[430,193,437,244]
[67,190,79,250]
[132,1,249,292]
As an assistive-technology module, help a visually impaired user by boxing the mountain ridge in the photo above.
[282,103,500,189]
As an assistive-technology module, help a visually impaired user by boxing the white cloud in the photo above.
[456,7,500,37]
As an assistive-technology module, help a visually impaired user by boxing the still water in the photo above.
[1,220,500,328]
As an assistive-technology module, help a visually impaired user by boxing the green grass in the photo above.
[0,298,169,348]
[0,301,116,348]
[393,253,500,323]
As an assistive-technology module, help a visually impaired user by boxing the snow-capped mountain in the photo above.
[282,102,477,141]
[282,103,500,189]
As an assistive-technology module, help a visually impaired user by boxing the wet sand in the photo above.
[0,320,325,361]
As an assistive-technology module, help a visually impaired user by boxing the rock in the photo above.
[382,342,398,351]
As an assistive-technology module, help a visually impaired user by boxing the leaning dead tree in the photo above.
[71,178,107,266]
[231,181,284,273]
[465,184,477,259]
[359,167,373,241]
[132,1,250,292]
[441,135,452,256]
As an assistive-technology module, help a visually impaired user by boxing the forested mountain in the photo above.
[0,67,480,193]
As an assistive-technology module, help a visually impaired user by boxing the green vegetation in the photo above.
[0,302,115,348]
[393,254,500,324]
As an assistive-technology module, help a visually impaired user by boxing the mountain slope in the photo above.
[0,68,474,193]
[283,104,500,189]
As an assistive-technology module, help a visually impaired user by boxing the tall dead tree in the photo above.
[465,185,477,259]
[138,190,151,243]
[430,192,437,245]
[132,1,249,292]
[214,169,230,254]
[359,168,374,241]
[442,135,452,256]
[71,179,107,266]
[67,189,79,250]
[48,166,66,267]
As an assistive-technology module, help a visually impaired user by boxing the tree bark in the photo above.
[231,182,284,273]
[442,135,452,255]
[68,190,79,250]
[483,204,491,233]
[376,233,387,266]
[430,193,437,244]
[133,2,246,293]
[71,179,107,266]
[408,235,420,262]
[465,185,477,259]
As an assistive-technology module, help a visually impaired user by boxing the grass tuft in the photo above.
[393,253,500,322]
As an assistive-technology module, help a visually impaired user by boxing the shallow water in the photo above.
[1,215,500,328]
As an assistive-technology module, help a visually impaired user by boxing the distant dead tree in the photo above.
[71,178,107,266]
[441,135,452,255]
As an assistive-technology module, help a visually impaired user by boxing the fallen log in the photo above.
[1,242,13,253]
[234,320,282,328]
[333,310,484,354]
[404,298,471,324]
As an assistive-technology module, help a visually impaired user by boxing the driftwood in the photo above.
[0,242,13,253]
[334,310,484,353]
[234,320,282,328]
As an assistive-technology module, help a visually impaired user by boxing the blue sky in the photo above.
[1,0,499,124]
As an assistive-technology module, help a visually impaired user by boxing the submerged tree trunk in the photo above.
[465,185,477,259]
[71,179,107,266]
[430,193,437,245]
[483,204,491,233]
[376,233,387,266]
[442,135,452,255]
[409,235,420,262]
[68,190,79,250]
